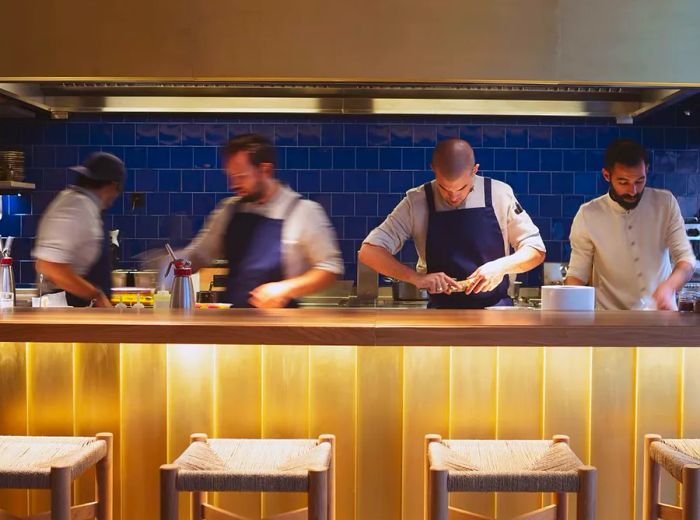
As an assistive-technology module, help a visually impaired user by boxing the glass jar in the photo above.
[680,284,700,312]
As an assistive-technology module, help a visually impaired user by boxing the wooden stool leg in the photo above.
[576,466,596,520]
[643,434,662,520]
[160,464,179,520]
[308,468,329,520]
[552,435,570,520]
[319,434,336,520]
[429,468,448,520]
[189,434,208,520]
[682,464,700,520]
[96,432,114,520]
[50,465,71,520]
[424,435,442,520]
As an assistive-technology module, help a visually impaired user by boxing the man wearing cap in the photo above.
[33,152,126,307]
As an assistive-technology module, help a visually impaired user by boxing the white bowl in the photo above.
[541,285,595,311]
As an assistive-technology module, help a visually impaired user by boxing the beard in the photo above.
[608,185,644,210]
[238,179,266,203]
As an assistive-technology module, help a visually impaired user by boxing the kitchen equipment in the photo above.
[685,218,700,282]
[0,151,25,182]
[165,244,195,309]
[541,285,595,311]
[110,287,155,307]
[112,269,159,289]
[0,236,15,306]
[384,277,428,301]
[154,290,171,311]
[356,256,378,301]
[543,262,568,285]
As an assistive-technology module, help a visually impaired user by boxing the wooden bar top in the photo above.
[1,308,699,346]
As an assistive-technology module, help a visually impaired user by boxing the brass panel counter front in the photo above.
[0,310,699,519]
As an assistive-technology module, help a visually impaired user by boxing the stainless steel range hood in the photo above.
[0,81,695,120]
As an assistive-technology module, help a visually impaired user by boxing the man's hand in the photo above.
[464,259,507,294]
[413,272,461,294]
[249,281,293,308]
[93,291,113,308]
[652,281,676,310]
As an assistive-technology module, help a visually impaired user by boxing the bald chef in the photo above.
[359,139,546,308]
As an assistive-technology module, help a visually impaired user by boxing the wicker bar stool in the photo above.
[0,433,113,520]
[161,433,335,520]
[644,434,700,520]
[424,434,596,520]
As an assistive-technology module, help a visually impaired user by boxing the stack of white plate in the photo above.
[541,285,595,311]
[0,150,25,181]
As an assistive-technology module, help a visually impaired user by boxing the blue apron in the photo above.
[66,222,113,307]
[424,179,512,309]
[224,197,301,308]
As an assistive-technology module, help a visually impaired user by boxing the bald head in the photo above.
[431,139,475,180]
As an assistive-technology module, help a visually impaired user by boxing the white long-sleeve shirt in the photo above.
[568,188,696,310]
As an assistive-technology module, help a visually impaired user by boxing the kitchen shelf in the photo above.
[0,181,35,194]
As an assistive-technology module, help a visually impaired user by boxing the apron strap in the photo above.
[423,182,436,214]
[484,177,493,207]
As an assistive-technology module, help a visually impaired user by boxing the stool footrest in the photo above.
[512,504,557,520]
[263,507,308,520]
[202,503,250,520]
[658,502,683,520]
[0,501,99,520]
[448,505,493,519]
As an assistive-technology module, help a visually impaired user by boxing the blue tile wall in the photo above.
[2,103,700,287]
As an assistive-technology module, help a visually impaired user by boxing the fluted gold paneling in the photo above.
[1,341,699,520]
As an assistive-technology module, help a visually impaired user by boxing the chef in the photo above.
[33,152,125,307]
[182,133,343,308]
[566,139,695,310]
[359,138,546,308]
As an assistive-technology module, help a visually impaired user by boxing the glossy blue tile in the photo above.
[665,128,687,149]
[134,216,158,239]
[344,171,367,192]
[158,215,183,240]
[529,173,551,194]
[574,173,598,194]
[618,126,643,142]
[528,126,551,148]
[170,193,192,214]
[475,148,495,170]
[158,170,180,191]
[368,125,390,146]
[44,124,66,145]
[112,124,135,145]
[647,173,664,189]
[413,171,433,186]
[277,170,297,190]
[532,218,551,240]
[147,193,170,215]
[344,217,368,239]
[544,241,563,262]
[436,125,459,141]
[540,150,563,171]
[402,148,424,170]
[275,124,297,146]
[643,127,665,148]
[518,150,540,171]
[483,126,505,147]
[67,124,90,145]
[551,219,572,240]
[182,125,205,146]
[136,124,158,145]
[563,195,585,218]
[596,126,619,148]
[42,169,66,190]
[321,170,344,191]
[298,124,321,146]
[90,124,112,145]
[55,146,78,168]
[413,126,436,147]
[159,124,182,145]
[518,195,539,215]
[380,148,402,169]
[310,147,332,169]
[286,147,309,169]
[345,124,367,146]
[505,172,528,194]
[148,147,170,168]
[665,174,688,195]
[193,147,217,169]
[322,124,343,146]
[547,127,571,149]
[505,127,528,148]
[653,151,676,173]
[378,194,402,215]
[551,172,574,194]
[574,127,596,149]
[310,193,332,215]
[540,195,562,217]
[250,124,275,141]
[32,146,55,167]
[333,148,355,169]
[390,171,414,193]
[367,171,391,192]
[228,123,252,139]
[170,147,193,168]
[563,150,586,171]
[205,170,228,192]
[677,151,699,174]
[586,150,604,171]
[332,194,354,216]
[205,124,228,146]
[357,148,379,169]
[124,147,148,168]
[134,169,158,192]
[298,170,321,192]
[460,125,482,147]
[390,125,412,146]
[495,149,516,170]
[355,194,378,216]
[182,170,205,192]
[192,193,216,215]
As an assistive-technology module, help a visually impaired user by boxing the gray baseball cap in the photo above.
[70,152,126,183]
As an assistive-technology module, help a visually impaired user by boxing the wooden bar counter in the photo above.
[1,308,699,520]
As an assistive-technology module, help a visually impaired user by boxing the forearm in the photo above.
[565,276,586,286]
[35,259,103,299]
[664,260,695,291]
[497,246,545,274]
[358,243,420,284]
[283,268,338,299]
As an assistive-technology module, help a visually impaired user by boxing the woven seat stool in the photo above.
[0,433,113,520]
[643,435,700,520]
[161,434,335,520]
[424,434,596,520]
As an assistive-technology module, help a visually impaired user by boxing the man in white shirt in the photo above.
[183,134,343,308]
[33,152,125,307]
[359,139,546,308]
[566,139,695,310]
